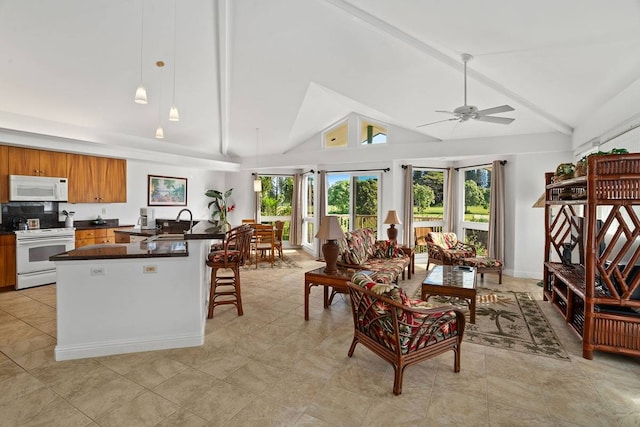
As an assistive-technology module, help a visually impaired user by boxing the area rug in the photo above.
[413,287,570,360]
[241,255,300,270]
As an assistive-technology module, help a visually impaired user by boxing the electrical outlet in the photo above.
[90,267,105,276]
[101,207,107,215]
[143,265,157,274]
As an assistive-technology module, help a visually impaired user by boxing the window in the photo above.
[259,175,294,241]
[302,173,315,249]
[326,172,380,234]
[461,165,492,256]
[323,120,348,148]
[412,169,446,253]
[360,119,387,145]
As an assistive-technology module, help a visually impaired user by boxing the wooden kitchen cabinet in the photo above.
[0,146,8,202]
[8,147,67,177]
[67,154,126,203]
[0,234,16,288]
[75,228,117,248]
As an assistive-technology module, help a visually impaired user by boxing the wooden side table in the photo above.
[400,246,415,279]
[304,267,354,320]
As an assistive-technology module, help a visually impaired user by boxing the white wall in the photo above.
[58,159,225,226]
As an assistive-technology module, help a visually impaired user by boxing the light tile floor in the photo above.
[1,249,639,426]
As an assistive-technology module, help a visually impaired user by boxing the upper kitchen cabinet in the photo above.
[0,146,8,202]
[8,147,67,177]
[67,154,126,203]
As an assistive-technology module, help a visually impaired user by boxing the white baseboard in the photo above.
[55,334,204,361]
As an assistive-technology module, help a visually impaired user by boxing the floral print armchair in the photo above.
[347,272,465,395]
[426,232,476,268]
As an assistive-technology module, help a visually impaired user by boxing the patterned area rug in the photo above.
[241,255,300,270]
[414,287,570,360]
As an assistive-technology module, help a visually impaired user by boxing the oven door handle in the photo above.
[16,236,75,246]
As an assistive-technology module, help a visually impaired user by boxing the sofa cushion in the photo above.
[339,232,368,265]
[373,239,401,258]
[427,232,458,250]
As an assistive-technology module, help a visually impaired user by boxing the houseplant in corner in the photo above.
[205,188,235,231]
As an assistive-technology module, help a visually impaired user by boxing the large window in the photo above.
[412,169,446,253]
[461,165,492,256]
[259,175,294,241]
[302,173,315,249]
[326,172,380,234]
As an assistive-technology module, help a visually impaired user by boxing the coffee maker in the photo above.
[138,207,156,230]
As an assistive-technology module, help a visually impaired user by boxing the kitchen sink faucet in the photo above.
[176,209,193,233]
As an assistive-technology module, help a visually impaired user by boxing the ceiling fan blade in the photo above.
[474,115,515,125]
[475,105,514,116]
[435,110,455,114]
[417,118,458,127]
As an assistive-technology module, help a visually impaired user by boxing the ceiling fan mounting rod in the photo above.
[461,53,473,107]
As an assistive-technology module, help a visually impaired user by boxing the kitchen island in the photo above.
[51,221,224,361]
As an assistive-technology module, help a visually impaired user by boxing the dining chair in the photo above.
[274,220,284,260]
[253,223,275,268]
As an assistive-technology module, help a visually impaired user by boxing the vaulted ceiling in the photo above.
[1,0,639,165]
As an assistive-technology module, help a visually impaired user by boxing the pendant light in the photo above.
[253,128,262,192]
[155,85,164,139]
[168,0,180,121]
[134,0,148,104]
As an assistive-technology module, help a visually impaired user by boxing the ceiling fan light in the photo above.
[169,105,180,121]
[155,126,164,139]
[134,85,148,104]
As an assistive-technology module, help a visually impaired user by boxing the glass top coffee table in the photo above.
[421,265,477,323]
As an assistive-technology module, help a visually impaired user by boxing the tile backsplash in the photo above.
[1,202,63,231]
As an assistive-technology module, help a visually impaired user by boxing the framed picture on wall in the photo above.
[147,175,188,206]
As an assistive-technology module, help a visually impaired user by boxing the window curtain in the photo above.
[445,167,456,233]
[402,165,413,246]
[289,173,303,246]
[488,160,505,261]
[317,170,327,258]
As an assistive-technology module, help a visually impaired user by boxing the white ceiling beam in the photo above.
[322,0,573,136]
[216,0,231,155]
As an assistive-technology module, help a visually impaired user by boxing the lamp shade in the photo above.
[155,126,164,139]
[315,216,344,241]
[383,210,401,225]
[134,85,148,104]
[169,105,180,121]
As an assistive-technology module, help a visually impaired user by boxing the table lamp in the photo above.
[315,216,345,274]
[383,210,401,240]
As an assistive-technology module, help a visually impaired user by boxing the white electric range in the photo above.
[14,227,75,289]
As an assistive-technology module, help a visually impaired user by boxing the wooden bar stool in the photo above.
[206,225,253,318]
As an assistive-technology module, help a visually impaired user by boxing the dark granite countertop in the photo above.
[0,231,15,236]
[50,240,188,261]
[114,221,225,240]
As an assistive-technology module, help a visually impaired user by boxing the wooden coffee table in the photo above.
[421,265,478,323]
[304,267,355,320]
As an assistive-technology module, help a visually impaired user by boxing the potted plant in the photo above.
[205,188,235,230]
[574,148,629,178]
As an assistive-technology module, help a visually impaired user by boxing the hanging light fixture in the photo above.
[168,0,180,121]
[155,85,164,139]
[253,128,262,192]
[134,0,148,104]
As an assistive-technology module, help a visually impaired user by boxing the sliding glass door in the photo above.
[326,172,380,234]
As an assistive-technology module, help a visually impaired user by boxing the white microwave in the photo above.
[9,175,69,202]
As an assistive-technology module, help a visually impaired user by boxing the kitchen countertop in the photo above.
[51,240,188,261]
[115,220,225,240]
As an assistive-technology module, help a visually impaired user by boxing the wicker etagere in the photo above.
[543,153,640,359]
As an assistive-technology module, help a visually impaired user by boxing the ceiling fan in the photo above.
[417,53,515,127]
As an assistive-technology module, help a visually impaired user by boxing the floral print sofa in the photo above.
[347,271,465,394]
[336,228,410,284]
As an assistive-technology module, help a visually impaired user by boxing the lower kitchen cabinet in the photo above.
[0,234,16,288]
[75,228,116,248]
